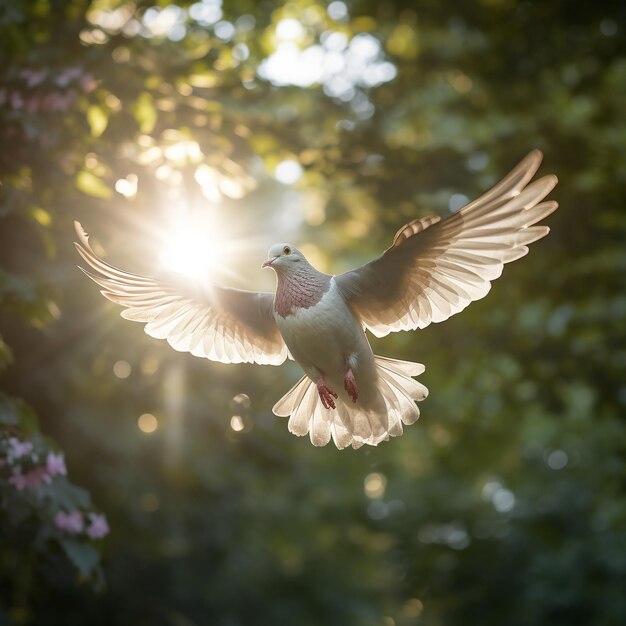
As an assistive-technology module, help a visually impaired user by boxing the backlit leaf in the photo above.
[134,93,157,134]
[86,105,108,138]
[76,171,112,199]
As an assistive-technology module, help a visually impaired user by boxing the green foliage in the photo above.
[75,170,113,199]
[1,0,625,625]
[0,392,108,601]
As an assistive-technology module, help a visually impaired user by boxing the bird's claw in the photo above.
[317,379,338,410]
[344,368,359,403]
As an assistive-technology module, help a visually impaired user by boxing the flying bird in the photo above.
[75,150,558,450]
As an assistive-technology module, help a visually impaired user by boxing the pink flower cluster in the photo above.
[9,466,49,491]
[6,447,67,491]
[0,66,96,114]
[20,67,97,92]
[2,435,111,547]
[0,89,77,113]
[7,437,33,461]
[54,510,110,539]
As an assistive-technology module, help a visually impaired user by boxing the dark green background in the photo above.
[1,0,624,624]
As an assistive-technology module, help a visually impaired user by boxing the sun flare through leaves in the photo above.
[158,216,228,281]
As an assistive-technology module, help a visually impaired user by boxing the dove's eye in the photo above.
[283,246,291,255]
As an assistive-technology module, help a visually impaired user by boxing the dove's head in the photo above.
[262,243,306,273]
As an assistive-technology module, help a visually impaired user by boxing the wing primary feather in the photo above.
[335,151,557,335]
[75,223,287,366]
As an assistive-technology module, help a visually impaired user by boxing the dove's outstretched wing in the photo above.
[74,222,288,365]
[335,150,558,338]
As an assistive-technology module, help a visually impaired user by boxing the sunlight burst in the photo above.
[159,219,226,280]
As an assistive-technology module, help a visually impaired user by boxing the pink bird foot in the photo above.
[344,368,359,403]
[317,378,338,410]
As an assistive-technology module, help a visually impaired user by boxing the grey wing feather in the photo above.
[335,150,558,337]
[74,222,288,365]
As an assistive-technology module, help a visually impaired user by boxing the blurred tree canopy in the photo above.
[1,0,625,625]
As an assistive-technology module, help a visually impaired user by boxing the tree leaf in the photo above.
[86,105,108,138]
[134,93,157,134]
[45,477,92,510]
[0,393,19,425]
[75,171,112,199]
[0,334,14,372]
[59,539,100,576]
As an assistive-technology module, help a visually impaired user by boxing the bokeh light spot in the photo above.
[230,415,244,432]
[467,151,489,171]
[449,193,469,213]
[492,488,515,512]
[276,18,304,41]
[403,598,424,619]
[232,393,251,409]
[599,19,617,37]
[214,21,235,41]
[275,159,303,184]
[115,173,138,198]
[364,472,387,499]
[328,1,348,21]
[367,500,389,520]
[138,413,158,433]
[113,360,131,379]
[140,355,160,376]
[547,449,568,470]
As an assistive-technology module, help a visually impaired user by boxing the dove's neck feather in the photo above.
[274,264,331,317]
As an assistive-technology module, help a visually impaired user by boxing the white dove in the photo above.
[75,150,558,449]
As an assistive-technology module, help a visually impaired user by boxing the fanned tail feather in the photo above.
[272,355,428,450]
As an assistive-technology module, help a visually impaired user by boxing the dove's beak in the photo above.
[262,257,277,269]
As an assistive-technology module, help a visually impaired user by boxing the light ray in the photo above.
[156,210,246,285]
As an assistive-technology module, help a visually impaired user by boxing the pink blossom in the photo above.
[9,437,33,459]
[7,438,33,460]
[10,92,23,110]
[9,466,50,491]
[86,513,109,539]
[80,74,97,93]
[55,510,84,534]
[8,473,28,490]
[40,90,75,112]
[55,67,82,87]
[46,452,67,477]
[21,69,48,87]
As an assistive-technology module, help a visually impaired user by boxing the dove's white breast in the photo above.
[275,278,374,390]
